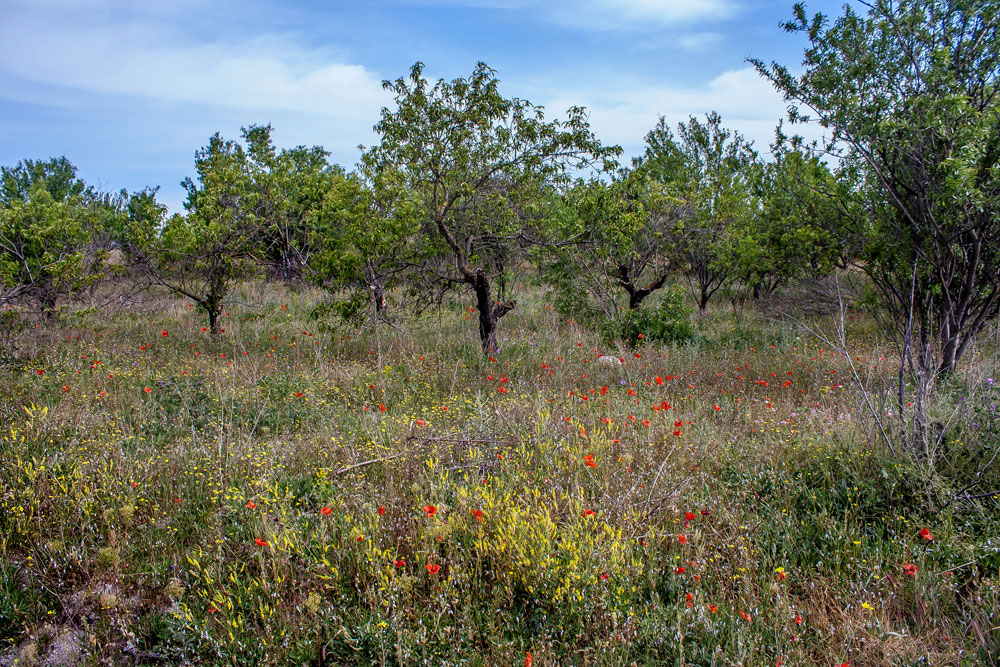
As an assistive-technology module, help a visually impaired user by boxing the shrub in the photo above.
[607,285,693,346]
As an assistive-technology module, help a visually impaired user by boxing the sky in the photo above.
[0,0,847,213]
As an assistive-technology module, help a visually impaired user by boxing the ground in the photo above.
[0,282,997,665]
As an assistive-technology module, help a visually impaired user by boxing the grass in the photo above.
[0,281,998,665]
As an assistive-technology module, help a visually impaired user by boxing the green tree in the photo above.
[647,112,758,311]
[365,62,619,353]
[141,131,261,334]
[241,124,343,281]
[0,157,89,206]
[753,0,1000,444]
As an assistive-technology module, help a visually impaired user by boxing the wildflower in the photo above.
[255,538,268,547]
[425,563,440,574]
[740,610,752,623]
[685,592,694,607]
[207,606,218,613]
[642,419,650,427]
[678,534,687,544]
[582,509,596,518]
[920,528,933,540]
[655,376,664,385]
[674,566,685,574]
[36,370,44,376]
[583,454,596,468]
[393,559,406,568]
[423,504,438,517]
[713,404,721,411]
[498,386,508,394]
[775,567,787,581]
[685,511,695,521]
[471,509,483,522]
[600,572,609,580]
[143,387,152,393]
[415,419,427,426]
[794,614,802,625]
[321,507,332,516]
[379,403,386,412]
[378,505,385,516]
[903,563,919,576]
[245,500,257,509]
[161,330,168,337]
[707,604,718,613]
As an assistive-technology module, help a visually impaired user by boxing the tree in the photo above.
[139,131,262,334]
[647,113,758,311]
[753,0,1000,443]
[365,62,619,353]
[309,167,421,322]
[545,172,683,322]
[241,124,342,282]
[0,187,92,313]
[0,157,89,206]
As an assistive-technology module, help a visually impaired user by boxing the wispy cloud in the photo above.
[410,0,740,27]
[0,0,389,118]
[542,67,820,156]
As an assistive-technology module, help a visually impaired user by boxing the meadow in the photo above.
[0,281,998,666]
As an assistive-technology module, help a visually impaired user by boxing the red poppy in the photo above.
[255,538,268,546]
[378,403,386,412]
[902,563,919,576]
[425,563,440,574]
[685,511,695,521]
[393,559,406,567]
[471,509,483,522]
[685,592,694,607]
[794,614,802,625]
[582,509,596,518]
[583,454,596,468]
[245,500,257,509]
[707,604,718,613]
[920,528,933,540]
[378,505,386,516]
[498,386,508,394]
[655,376,664,386]
[713,404,721,411]
[423,504,438,517]
[415,419,427,426]
[600,572,609,580]
[207,606,218,613]
[525,652,533,667]
[143,387,152,393]
[321,507,332,516]
[678,534,687,544]
[642,419,651,427]
[36,370,44,376]
[740,610,752,623]
[161,330,168,337]
[674,566,685,574]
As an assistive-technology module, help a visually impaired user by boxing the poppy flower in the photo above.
[393,559,406,567]
[642,419,651,427]
[255,538,268,546]
[902,563,919,576]
[36,370,44,376]
[685,511,695,521]
[678,534,687,544]
[655,376,664,386]
[143,387,152,393]
[423,504,438,517]
[794,614,802,625]
[378,505,386,516]
[685,592,694,607]
[600,572,609,580]
[740,610,753,623]
[920,528,933,540]
[245,500,257,509]
[525,652,533,667]
[415,419,427,426]
[674,566,685,574]
[498,386,508,394]
[583,454,596,468]
[425,563,440,574]
[471,509,483,522]
[707,604,718,613]
[207,606,218,613]
[321,507,332,516]
[582,509,596,518]
[161,330,168,337]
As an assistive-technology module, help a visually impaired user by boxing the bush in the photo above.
[606,285,694,346]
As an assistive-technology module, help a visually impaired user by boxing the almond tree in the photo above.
[364,62,619,353]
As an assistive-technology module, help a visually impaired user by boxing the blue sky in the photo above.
[0,0,846,213]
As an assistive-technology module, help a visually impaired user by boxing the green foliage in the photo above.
[605,285,694,346]
[753,0,1000,378]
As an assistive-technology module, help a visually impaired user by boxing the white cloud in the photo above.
[541,67,824,159]
[0,1,390,119]
[411,0,739,27]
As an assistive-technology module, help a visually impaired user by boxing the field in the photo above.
[1,283,998,666]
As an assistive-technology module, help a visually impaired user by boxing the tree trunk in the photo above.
[208,304,221,335]
[371,279,388,317]
[752,282,762,301]
[699,284,711,312]
[473,269,514,354]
